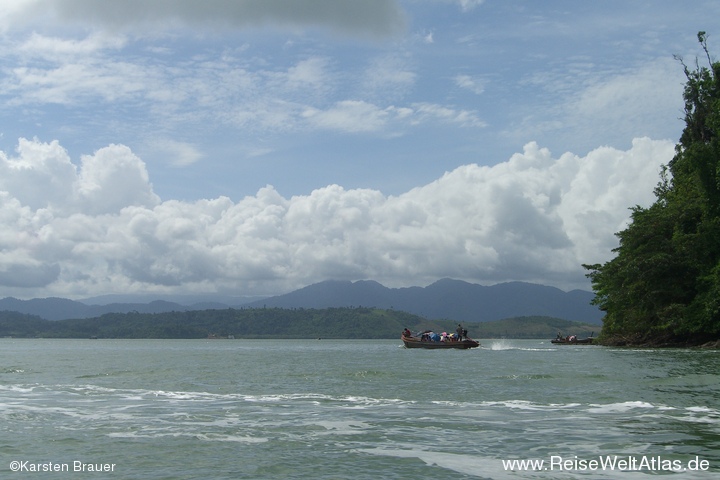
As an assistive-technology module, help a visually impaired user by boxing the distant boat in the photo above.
[207,334,234,339]
[401,332,480,349]
[551,334,594,345]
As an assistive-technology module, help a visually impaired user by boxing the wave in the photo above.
[484,340,554,351]
[8,384,414,409]
[491,374,554,380]
[4,382,719,427]
[0,384,37,394]
[75,370,134,379]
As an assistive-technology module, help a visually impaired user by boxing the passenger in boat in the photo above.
[402,328,412,338]
[456,324,463,341]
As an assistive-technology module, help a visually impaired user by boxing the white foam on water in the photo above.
[311,420,372,436]
[486,340,519,351]
[355,447,608,479]
[680,406,720,424]
[586,401,657,414]
[246,392,411,409]
[194,433,268,443]
[1,367,26,374]
[485,400,582,411]
[150,390,222,401]
[106,431,193,439]
[485,340,554,351]
[430,400,585,412]
[356,447,506,478]
[685,406,718,414]
[0,384,37,394]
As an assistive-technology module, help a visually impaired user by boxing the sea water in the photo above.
[1,338,718,479]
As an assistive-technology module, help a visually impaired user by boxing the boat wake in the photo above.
[485,340,553,351]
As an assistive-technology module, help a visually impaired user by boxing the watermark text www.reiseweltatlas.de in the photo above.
[502,455,710,473]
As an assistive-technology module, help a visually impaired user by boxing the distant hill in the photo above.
[0,278,602,324]
[0,297,193,321]
[245,279,602,324]
[79,293,260,306]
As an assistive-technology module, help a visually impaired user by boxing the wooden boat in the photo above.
[401,335,480,349]
[551,335,594,345]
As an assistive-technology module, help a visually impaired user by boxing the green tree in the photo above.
[584,32,720,346]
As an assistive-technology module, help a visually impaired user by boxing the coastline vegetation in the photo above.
[0,308,597,340]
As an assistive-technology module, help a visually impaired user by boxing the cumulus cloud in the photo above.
[0,138,159,215]
[0,136,674,298]
[0,0,406,37]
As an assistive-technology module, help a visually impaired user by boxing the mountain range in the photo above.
[0,279,602,324]
[244,279,602,324]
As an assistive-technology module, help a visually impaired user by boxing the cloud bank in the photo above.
[0,137,673,298]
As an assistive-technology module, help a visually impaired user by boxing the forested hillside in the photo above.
[0,307,435,339]
[0,308,596,340]
[584,33,720,347]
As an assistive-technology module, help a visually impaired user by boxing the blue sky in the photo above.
[0,0,717,300]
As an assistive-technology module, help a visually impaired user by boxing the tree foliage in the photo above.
[584,32,720,346]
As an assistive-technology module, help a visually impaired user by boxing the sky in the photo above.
[0,0,718,300]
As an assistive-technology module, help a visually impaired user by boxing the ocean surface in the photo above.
[1,338,718,479]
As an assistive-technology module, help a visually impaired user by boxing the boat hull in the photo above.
[551,338,594,345]
[402,336,480,349]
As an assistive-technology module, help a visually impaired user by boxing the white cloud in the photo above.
[17,32,127,58]
[512,57,686,152]
[455,74,485,95]
[457,0,485,12]
[569,59,684,131]
[360,54,416,100]
[75,144,160,214]
[6,59,151,106]
[144,139,204,167]
[0,136,673,298]
[300,100,484,134]
[285,57,330,88]
[0,37,473,138]
[302,100,393,133]
[411,102,486,128]
[0,138,159,216]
